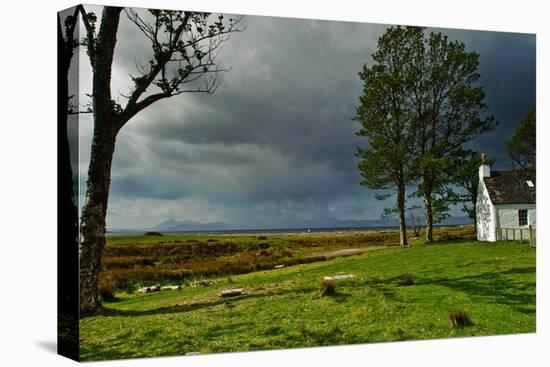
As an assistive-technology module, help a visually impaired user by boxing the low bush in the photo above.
[257,235,268,240]
[101,256,156,269]
[98,283,116,302]
[144,231,162,236]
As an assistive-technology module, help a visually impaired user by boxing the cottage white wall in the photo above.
[494,203,536,240]
[476,179,495,241]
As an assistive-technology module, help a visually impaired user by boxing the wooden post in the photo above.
[512,229,516,241]
[529,225,534,248]
[506,228,509,241]
[520,229,523,241]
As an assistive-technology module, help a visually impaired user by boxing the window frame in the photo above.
[518,209,528,226]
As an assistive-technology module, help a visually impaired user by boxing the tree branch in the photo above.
[124,11,192,112]
[78,5,97,68]
[118,11,243,128]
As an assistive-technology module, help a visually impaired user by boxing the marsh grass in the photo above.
[101,228,459,291]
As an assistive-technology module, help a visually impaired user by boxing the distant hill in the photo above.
[108,215,473,233]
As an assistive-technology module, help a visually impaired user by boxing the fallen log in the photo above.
[220,288,244,297]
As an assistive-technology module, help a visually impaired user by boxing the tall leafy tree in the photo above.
[408,31,496,242]
[355,26,422,248]
[507,106,536,170]
[77,6,242,314]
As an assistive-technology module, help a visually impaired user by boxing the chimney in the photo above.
[479,153,490,180]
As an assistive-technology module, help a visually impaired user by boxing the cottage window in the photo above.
[526,180,534,188]
[518,209,528,226]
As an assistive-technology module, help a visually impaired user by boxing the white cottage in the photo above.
[476,157,536,242]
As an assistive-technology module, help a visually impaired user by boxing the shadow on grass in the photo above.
[428,267,536,312]
[318,291,352,303]
[96,286,318,318]
[363,266,535,314]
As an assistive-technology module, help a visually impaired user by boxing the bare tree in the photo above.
[77,6,243,314]
[407,211,421,238]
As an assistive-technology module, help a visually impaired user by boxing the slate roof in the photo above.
[483,170,536,204]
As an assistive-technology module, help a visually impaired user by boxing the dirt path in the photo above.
[302,246,386,260]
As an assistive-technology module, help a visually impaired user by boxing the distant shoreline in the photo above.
[106,223,473,237]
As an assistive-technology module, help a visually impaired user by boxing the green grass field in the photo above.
[80,235,536,361]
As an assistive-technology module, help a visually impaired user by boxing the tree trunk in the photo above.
[79,6,122,315]
[397,180,408,248]
[423,172,434,243]
[79,126,116,315]
[423,193,433,243]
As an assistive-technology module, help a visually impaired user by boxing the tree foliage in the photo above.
[506,106,536,170]
[405,28,496,241]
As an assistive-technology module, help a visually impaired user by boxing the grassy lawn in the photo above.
[80,237,536,361]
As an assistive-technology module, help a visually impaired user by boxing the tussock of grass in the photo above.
[449,309,473,328]
[320,278,337,297]
[399,273,415,286]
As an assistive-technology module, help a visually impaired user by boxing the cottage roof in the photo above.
[483,170,536,204]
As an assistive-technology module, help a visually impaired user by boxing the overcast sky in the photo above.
[71,5,535,230]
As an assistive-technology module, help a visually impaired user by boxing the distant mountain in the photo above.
[151,219,232,232]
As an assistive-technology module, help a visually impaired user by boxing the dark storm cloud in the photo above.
[77,6,535,229]
[433,27,535,167]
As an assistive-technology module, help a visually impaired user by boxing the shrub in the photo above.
[449,309,473,328]
[101,256,156,269]
[98,284,116,302]
[320,278,337,297]
[257,235,268,240]
[123,282,140,294]
[144,231,162,236]
[258,242,270,249]
[399,274,415,286]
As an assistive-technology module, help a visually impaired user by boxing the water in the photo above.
[106,224,468,236]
